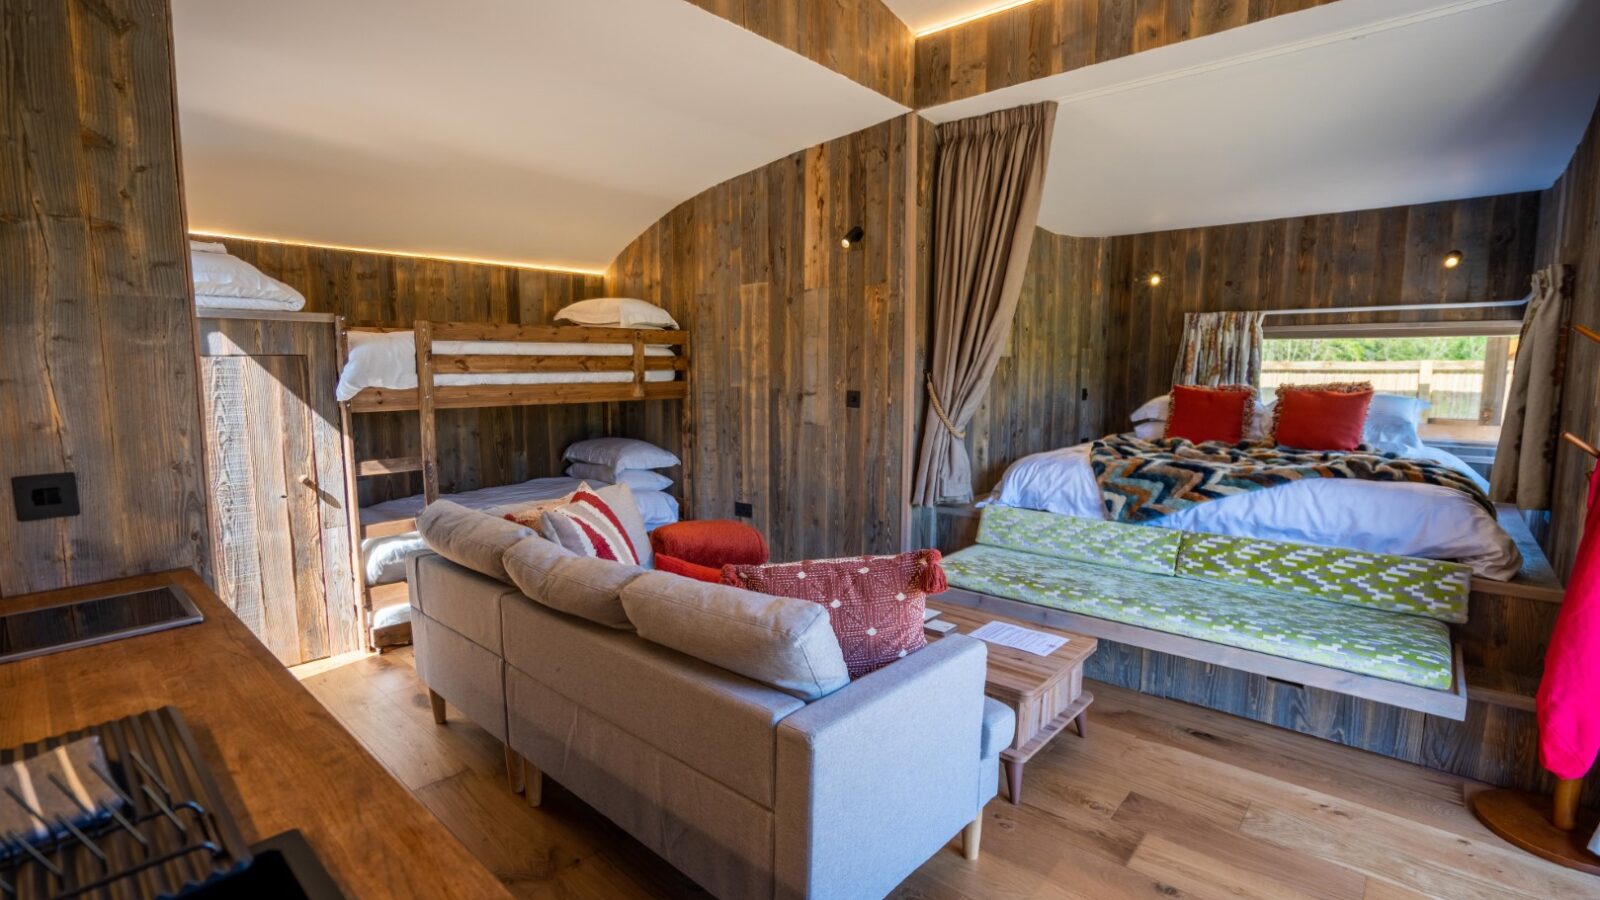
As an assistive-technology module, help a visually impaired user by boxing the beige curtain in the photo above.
[913,102,1057,506]
[1492,265,1570,509]
[1171,311,1266,387]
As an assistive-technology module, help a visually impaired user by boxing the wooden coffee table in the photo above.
[926,600,1098,805]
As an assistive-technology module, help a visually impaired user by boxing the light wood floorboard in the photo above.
[298,647,1599,899]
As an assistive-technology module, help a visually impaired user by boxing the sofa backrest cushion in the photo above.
[621,572,850,701]
[417,499,533,584]
[504,535,642,630]
[1175,531,1471,623]
[977,505,1180,575]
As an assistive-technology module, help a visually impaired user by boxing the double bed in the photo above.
[988,438,1522,580]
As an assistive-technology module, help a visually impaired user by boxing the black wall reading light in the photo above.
[1443,250,1463,269]
[1145,271,1163,287]
[840,226,865,249]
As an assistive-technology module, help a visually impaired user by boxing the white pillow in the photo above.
[1130,394,1170,423]
[564,437,680,471]
[565,462,673,492]
[555,297,678,330]
[1363,394,1430,455]
[1133,421,1164,440]
[190,245,306,309]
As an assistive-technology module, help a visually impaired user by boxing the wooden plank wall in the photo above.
[215,239,618,504]
[607,116,920,562]
[685,0,914,106]
[914,0,1339,108]
[1105,193,1543,426]
[965,230,1116,493]
[0,0,210,596]
[1536,99,1600,580]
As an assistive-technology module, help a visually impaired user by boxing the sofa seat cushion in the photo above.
[977,505,1181,575]
[980,698,1015,760]
[942,545,1455,690]
[502,594,803,806]
[1175,532,1470,624]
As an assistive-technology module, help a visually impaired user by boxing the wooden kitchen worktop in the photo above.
[0,569,510,899]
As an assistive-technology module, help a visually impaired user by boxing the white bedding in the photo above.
[337,329,678,401]
[989,440,1522,580]
[358,476,680,586]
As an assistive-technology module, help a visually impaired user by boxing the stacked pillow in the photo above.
[563,438,681,531]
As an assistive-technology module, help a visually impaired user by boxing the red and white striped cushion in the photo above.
[539,490,640,566]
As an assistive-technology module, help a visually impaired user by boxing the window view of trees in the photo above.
[1263,336,1491,363]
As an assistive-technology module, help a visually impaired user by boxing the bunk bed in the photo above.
[338,320,691,646]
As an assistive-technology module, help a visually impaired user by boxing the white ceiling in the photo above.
[922,0,1600,237]
[879,0,1016,34]
[172,0,907,272]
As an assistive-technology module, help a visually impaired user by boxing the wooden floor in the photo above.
[299,647,1600,900]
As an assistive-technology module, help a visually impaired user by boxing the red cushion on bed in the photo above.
[654,553,724,583]
[1164,384,1255,444]
[1273,384,1375,451]
[649,520,769,568]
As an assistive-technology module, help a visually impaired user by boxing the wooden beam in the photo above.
[432,354,684,375]
[346,381,689,413]
[361,518,418,540]
[429,323,687,345]
[357,457,425,476]
[415,321,439,504]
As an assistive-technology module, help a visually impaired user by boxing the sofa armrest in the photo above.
[773,634,989,900]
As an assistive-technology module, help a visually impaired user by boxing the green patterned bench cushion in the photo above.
[1175,532,1470,624]
[976,505,1180,576]
[942,544,1454,690]
[1171,528,1465,621]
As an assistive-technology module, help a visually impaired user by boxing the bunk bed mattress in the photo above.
[358,477,680,586]
[989,440,1521,580]
[336,332,678,401]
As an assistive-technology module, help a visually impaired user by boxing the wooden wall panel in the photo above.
[1536,99,1600,580]
[914,0,1339,108]
[1104,193,1543,429]
[0,0,209,596]
[966,229,1115,492]
[607,116,920,561]
[687,0,915,106]
[218,238,615,504]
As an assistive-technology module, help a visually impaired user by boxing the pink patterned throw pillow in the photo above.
[538,490,640,566]
[722,550,947,678]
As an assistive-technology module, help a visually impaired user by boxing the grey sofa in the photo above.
[407,539,1012,900]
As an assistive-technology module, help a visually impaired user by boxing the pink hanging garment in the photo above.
[1537,463,1600,780]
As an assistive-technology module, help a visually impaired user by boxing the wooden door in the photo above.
[203,355,331,664]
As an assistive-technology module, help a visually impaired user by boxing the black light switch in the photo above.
[845,390,861,409]
[734,501,754,518]
[13,472,80,522]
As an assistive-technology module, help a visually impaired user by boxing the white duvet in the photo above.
[337,329,677,401]
[990,441,1522,580]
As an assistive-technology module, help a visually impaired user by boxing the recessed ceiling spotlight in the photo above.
[1443,250,1463,269]
[840,226,865,249]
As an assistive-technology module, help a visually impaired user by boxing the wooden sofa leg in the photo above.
[962,816,983,861]
[428,689,446,724]
[524,759,544,808]
[504,745,525,795]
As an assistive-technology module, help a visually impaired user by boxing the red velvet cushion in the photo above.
[1273,383,1375,451]
[654,553,723,584]
[1165,384,1255,444]
[649,520,769,569]
[723,550,946,678]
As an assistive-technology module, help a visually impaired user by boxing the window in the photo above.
[1261,326,1518,445]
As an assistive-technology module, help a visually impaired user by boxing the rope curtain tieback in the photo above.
[925,372,966,440]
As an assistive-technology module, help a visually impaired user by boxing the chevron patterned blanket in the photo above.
[1090,435,1496,523]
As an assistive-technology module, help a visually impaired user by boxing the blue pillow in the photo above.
[1363,394,1430,454]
